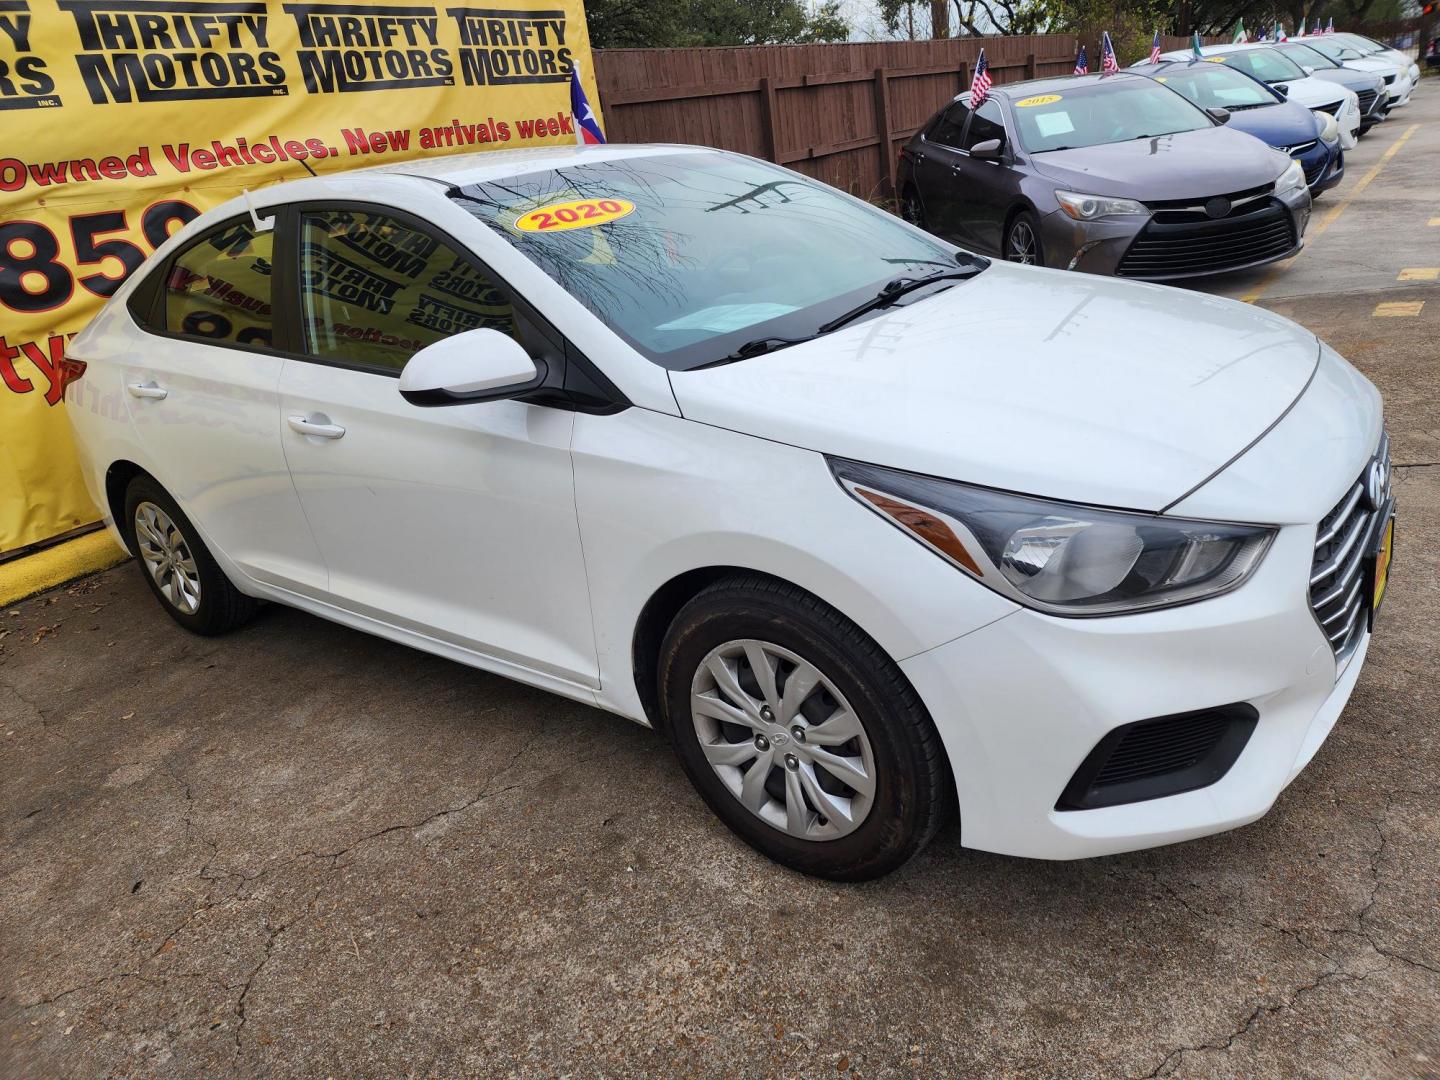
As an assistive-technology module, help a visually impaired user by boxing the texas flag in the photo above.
[570,64,606,145]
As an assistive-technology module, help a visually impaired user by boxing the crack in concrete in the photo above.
[232,908,299,1056]
[0,673,75,746]
[1133,790,1437,1076]
[1140,968,1362,1078]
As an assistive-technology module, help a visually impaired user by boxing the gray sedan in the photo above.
[897,73,1313,280]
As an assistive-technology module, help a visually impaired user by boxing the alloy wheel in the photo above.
[901,191,924,226]
[1007,220,1038,264]
[134,501,202,615]
[690,639,876,840]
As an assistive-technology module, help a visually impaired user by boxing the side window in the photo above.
[928,102,972,149]
[297,209,514,373]
[961,100,1007,151]
[160,218,274,349]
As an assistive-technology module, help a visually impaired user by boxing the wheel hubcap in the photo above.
[1008,222,1037,264]
[690,639,877,841]
[134,502,201,615]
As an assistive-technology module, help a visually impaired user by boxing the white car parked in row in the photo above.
[1152,43,1363,148]
[65,145,1395,879]
[1332,32,1420,106]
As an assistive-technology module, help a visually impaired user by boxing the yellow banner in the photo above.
[0,0,598,553]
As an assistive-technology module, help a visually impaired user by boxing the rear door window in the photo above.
[158,218,274,350]
[928,102,972,148]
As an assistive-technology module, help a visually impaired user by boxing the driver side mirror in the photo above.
[1301,65,1316,75]
[1206,106,1231,124]
[1273,83,1289,98]
[969,138,1004,160]
[399,327,546,407]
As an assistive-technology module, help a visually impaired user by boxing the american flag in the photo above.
[970,48,992,105]
[1326,17,1335,33]
[1101,31,1119,72]
[1148,29,1162,64]
[1314,18,1323,35]
[1074,44,1089,75]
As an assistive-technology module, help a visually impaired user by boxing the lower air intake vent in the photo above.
[1056,705,1259,811]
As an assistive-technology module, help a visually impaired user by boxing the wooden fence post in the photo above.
[758,76,779,162]
[1026,52,1036,78]
[873,67,895,199]
[958,60,969,95]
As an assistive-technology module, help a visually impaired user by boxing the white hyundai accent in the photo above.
[64,145,1394,879]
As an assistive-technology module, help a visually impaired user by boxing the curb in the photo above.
[0,531,129,607]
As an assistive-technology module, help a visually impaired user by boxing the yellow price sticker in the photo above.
[1014,94,1063,107]
[515,198,636,233]
[1155,76,1168,82]
[1204,56,1228,62]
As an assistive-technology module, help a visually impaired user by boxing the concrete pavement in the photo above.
[2,85,1438,1080]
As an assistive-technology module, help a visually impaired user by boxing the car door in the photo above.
[275,203,599,688]
[122,214,327,593]
[948,98,1016,254]
[909,100,973,243]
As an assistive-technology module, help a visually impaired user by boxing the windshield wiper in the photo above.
[695,266,982,369]
[816,270,978,335]
[694,334,819,369]
[883,251,989,271]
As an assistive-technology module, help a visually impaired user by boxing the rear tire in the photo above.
[659,574,950,881]
[900,185,926,228]
[123,476,258,636]
[1004,210,1044,266]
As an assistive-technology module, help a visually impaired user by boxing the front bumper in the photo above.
[1301,141,1344,195]
[900,522,1369,860]
[1040,188,1311,280]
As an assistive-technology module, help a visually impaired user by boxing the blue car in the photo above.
[1131,59,1343,197]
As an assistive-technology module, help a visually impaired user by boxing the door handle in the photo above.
[127,381,167,400]
[288,414,346,440]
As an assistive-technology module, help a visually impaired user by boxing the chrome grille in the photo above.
[1284,140,1318,156]
[1383,73,1396,85]
[1310,432,1391,664]
[1315,101,1341,116]
[1356,89,1379,114]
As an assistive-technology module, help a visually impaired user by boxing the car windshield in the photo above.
[1294,39,1361,64]
[1009,78,1212,153]
[1151,64,1279,109]
[1336,34,1385,55]
[1276,43,1340,70]
[453,152,974,370]
[1206,48,1307,83]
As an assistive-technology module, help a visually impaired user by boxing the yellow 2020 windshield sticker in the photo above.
[1014,94,1062,107]
[515,198,636,233]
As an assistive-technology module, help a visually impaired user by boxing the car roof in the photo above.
[959,71,1148,102]
[351,142,713,186]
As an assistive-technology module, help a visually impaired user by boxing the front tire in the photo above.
[124,476,258,636]
[1004,210,1044,266]
[659,574,950,881]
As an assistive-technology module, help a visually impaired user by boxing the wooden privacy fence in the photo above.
[594,36,1224,200]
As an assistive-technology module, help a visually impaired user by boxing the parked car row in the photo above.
[898,35,1418,282]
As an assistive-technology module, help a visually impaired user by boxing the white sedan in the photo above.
[1153,43,1363,147]
[65,145,1393,878]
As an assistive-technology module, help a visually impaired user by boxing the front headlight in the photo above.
[1313,109,1340,144]
[1055,190,1150,221]
[1275,158,1307,196]
[831,459,1276,616]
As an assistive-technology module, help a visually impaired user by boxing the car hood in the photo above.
[1307,67,1384,93]
[1224,100,1322,147]
[667,263,1320,512]
[1029,126,1288,200]
[1274,75,1347,109]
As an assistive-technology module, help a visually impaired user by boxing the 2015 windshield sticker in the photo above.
[1014,94,1062,107]
[515,198,635,232]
